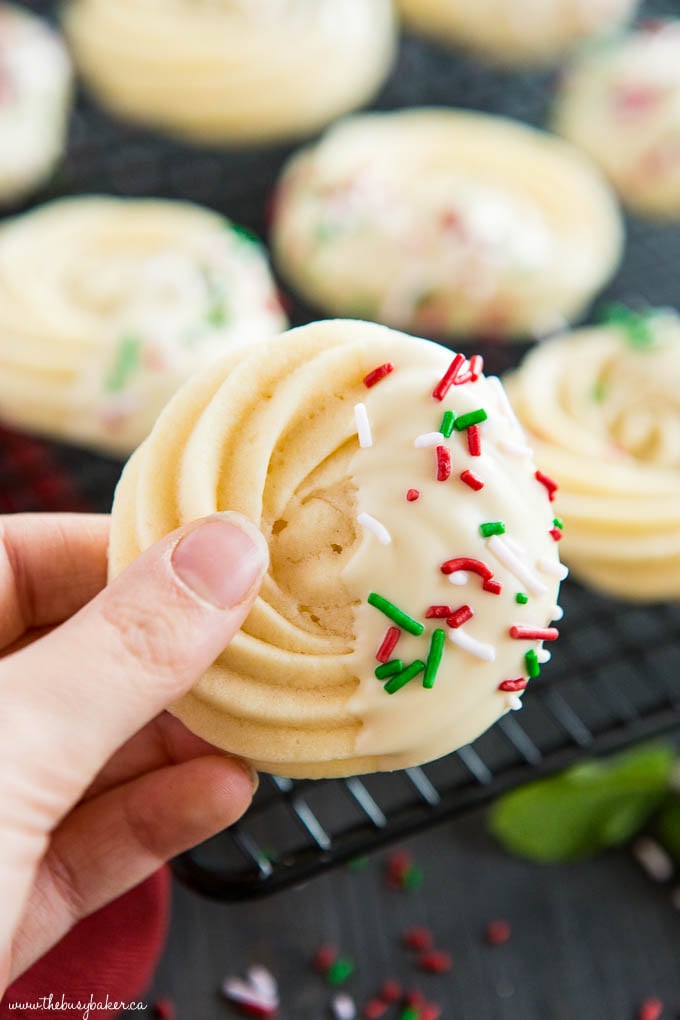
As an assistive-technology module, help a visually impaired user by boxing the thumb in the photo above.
[0,512,268,816]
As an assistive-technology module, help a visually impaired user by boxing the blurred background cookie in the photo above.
[272,109,624,341]
[62,0,397,145]
[554,21,680,218]
[0,196,286,455]
[505,306,680,600]
[0,2,72,204]
[396,0,639,66]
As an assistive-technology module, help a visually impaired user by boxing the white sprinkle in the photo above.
[331,993,357,1020]
[536,648,551,664]
[499,437,534,458]
[551,604,564,621]
[447,571,469,586]
[538,556,569,580]
[357,511,391,545]
[448,627,496,662]
[247,966,277,1001]
[222,978,277,1011]
[506,694,524,712]
[415,431,444,448]
[671,886,680,911]
[354,402,372,448]
[632,837,674,883]
[487,535,548,596]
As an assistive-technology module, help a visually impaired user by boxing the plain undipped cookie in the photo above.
[109,319,565,779]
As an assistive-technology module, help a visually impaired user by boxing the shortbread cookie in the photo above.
[109,319,565,778]
[554,22,680,217]
[272,109,623,341]
[397,0,638,67]
[506,307,680,600]
[63,0,396,144]
[0,3,72,204]
[0,197,286,455]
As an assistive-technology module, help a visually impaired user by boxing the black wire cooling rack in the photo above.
[3,0,680,900]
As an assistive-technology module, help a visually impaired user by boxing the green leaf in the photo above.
[654,796,680,865]
[489,744,676,863]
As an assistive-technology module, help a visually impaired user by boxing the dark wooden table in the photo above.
[148,803,680,1019]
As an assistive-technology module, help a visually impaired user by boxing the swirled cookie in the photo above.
[396,0,638,67]
[0,196,286,455]
[0,3,72,204]
[109,319,565,778]
[62,0,396,145]
[505,307,680,601]
[272,110,623,342]
[554,22,680,218]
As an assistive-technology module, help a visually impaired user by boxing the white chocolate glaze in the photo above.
[397,0,638,67]
[505,309,680,600]
[554,22,680,217]
[109,319,563,778]
[0,3,72,203]
[272,109,623,341]
[62,0,396,144]
[0,197,286,455]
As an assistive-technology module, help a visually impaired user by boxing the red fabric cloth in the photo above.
[0,867,170,1020]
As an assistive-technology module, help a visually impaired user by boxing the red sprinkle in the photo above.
[363,1000,388,1019]
[637,998,663,1020]
[509,626,559,641]
[231,1002,277,1019]
[406,488,421,502]
[460,469,484,491]
[364,362,394,388]
[402,927,434,952]
[498,678,528,693]
[312,945,338,973]
[380,980,402,1003]
[436,445,452,481]
[404,990,426,1008]
[418,950,453,975]
[420,1006,443,1020]
[425,605,453,619]
[376,626,401,663]
[152,999,175,1020]
[454,354,484,386]
[441,557,492,580]
[387,850,412,883]
[535,469,558,501]
[485,919,512,945]
[549,527,563,542]
[467,424,482,457]
[482,578,503,595]
[447,605,474,629]
[432,353,466,401]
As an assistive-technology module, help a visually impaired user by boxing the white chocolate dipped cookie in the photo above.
[0,196,286,456]
[0,3,72,204]
[62,0,396,145]
[109,319,565,779]
[271,110,623,342]
[505,307,680,601]
[554,22,680,218]
[396,0,638,67]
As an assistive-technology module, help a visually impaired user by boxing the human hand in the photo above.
[0,511,268,994]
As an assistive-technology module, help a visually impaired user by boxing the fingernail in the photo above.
[172,514,268,609]
[235,758,260,794]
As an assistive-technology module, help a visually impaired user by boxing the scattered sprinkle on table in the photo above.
[485,919,512,946]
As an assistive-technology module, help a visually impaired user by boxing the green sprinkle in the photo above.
[230,221,261,247]
[205,297,228,328]
[596,302,657,349]
[592,378,608,403]
[454,408,488,430]
[326,957,354,986]
[423,629,446,689]
[105,335,142,393]
[553,517,564,530]
[440,409,455,438]
[346,855,370,872]
[399,1009,420,1020]
[384,660,425,695]
[375,659,404,680]
[368,593,424,636]
[516,592,529,605]
[480,521,506,538]
[402,865,424,892]
[525,649,540,679]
